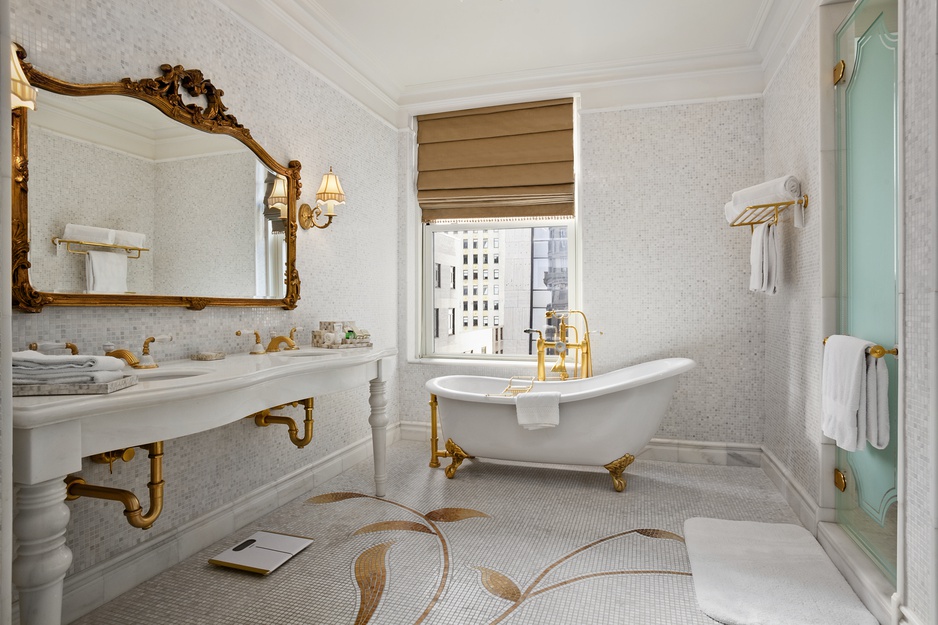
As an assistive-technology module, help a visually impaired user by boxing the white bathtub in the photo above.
[425,358,695,490]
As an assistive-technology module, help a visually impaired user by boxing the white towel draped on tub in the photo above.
[822,335,890,451]
[86,250,128,293]
[516,392,561,430]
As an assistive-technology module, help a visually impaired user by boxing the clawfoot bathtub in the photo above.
[425,358,695,491]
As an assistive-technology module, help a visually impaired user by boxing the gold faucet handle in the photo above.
[28,341,79,355]
[287,327,304,348]
[142,334,173,355]
[237,330,266,355]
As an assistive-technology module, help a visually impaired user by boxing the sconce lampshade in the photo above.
[10,43,37,110]
[267,175,289,209]
[315,167,345,217]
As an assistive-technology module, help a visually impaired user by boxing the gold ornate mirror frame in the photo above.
[11,45,301,312]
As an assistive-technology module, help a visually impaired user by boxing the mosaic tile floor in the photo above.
[73,441,801,624]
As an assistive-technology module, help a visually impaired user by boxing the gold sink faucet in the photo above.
[265,335,296,353]
[105,349,140,367]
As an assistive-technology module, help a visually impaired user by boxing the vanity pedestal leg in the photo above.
[12,478,73,625]
[368,378,389,497]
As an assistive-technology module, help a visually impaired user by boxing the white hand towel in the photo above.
[763,224,778,295]
[12,370,126,385]
[865,355,890,449]
[86,250,128,293]
[822,335,875,451]
[112,229,147,248]
[516,391,561,430]
[12,350,125,371]
[63,224,115,245]
[749,223,767,291]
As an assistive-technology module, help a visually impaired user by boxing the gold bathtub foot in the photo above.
[604,453,635,492]
[443,438,473,479]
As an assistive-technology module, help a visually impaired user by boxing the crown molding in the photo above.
[210,0,400,128]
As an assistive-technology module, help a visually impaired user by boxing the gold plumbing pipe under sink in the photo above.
[65,441,164,530]
[251,397,314,448]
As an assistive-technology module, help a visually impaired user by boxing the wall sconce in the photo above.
[264,174,289,234]
[299,167,345,230]
[11,43,37,110]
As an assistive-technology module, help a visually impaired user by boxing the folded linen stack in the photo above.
[61,224,147,293]
[821,335,890,451]
[12,350,127,385]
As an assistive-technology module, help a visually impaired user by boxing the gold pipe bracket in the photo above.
[252,398,315,448]
[90,448,136,474]
[65,442,165,530]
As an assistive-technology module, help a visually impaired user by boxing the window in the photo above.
[425,223,574,358]
[463,269,469,280]
[448,309,455,335]
[418,99,575,359]
[433,263,441,288]
[433,308,440,338]
[449,267,456,289]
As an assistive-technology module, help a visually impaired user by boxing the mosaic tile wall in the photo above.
[397,99,768,447]
[9,0,400,578]
[761,11,822,504]
[901,0,935,619]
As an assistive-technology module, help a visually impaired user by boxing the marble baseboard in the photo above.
[638,438,762,467]
[817,522,896,625]
[12,424,401,625]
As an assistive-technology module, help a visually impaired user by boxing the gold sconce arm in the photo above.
[65,442,164,530]
[298,203,333,230]
[252,398,314,448]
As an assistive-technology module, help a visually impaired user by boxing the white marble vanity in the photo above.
[11,346,397,625]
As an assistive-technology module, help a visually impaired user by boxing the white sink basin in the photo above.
[134,367,212,381]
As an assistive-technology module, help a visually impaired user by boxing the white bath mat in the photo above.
[684,518,877,625]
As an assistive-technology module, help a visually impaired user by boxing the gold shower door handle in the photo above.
[834,468,847,493]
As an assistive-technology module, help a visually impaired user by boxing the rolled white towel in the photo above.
[63,224,115,245]
[730,176,804,229]
[12,350,125,371]
[113,229,147,248]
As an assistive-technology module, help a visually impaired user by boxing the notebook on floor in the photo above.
[209,531,313,575]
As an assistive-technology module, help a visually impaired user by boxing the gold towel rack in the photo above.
[52,237,149,259]
[823,336,898,358]
[730,194,809,232]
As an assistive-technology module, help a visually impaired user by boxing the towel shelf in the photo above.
[823,336,898,358]
[52,237,149,259]
[730,194,808,232]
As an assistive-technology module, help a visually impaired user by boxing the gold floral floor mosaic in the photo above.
[72,441,801,624]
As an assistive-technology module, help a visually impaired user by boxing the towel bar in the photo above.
[822,336,898,358]
[730,194,808,231]
[52,237,148,259]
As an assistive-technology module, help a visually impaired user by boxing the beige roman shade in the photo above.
[416,98,574,222]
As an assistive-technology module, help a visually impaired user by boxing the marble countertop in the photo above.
[12,346,398,484]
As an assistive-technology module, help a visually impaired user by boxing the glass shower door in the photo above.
[834,0,899,584]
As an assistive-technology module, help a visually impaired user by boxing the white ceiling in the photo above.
[216,0,827,126]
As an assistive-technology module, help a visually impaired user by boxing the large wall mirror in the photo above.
[11,45,301,312]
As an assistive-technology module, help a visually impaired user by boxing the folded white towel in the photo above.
[12,370,126,385]
[865,355,890,449]
[516,391,561,430]
[112,229,146,248]
[822,335,875,451]
[728,176,804,228]
[63,224,115,245]
[12,350,125,371]
[86,250,128,293]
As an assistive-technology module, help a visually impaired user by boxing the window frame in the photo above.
[420,217,578,361]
